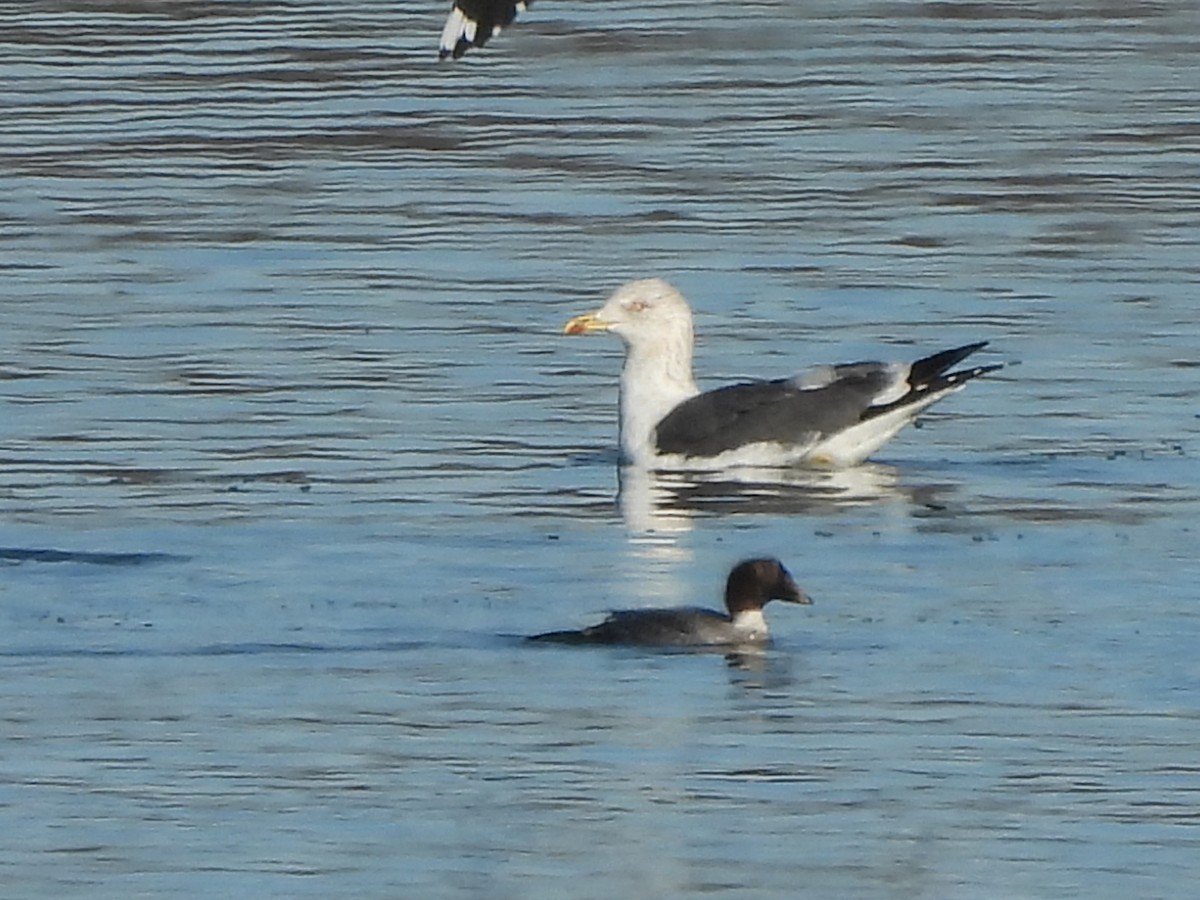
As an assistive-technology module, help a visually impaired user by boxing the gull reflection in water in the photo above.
[618,462,907,537]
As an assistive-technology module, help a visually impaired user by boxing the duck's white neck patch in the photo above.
[730,608,769,640]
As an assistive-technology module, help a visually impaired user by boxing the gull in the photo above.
[563,278,1001,469]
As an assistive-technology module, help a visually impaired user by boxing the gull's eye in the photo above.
[626,299,650,313]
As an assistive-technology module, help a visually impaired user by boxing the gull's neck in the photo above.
[617,328,699,465]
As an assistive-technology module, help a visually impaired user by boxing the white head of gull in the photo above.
[528,557,812,647]
[564,278,1002,469]
[565,279,701,465]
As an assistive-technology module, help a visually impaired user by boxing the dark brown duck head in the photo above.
[724,558,813,619]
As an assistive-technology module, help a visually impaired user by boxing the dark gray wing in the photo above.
[440,0,530,59]
[654,367,893,458]
[653,342,998,459]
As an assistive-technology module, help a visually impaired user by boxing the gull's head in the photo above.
[563,278,693,350]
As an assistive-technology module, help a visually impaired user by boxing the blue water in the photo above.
[2,1,1199,897]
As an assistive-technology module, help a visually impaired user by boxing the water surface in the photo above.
[2,1,1199,897]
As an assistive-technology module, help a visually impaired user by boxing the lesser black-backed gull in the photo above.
[563,278,1002,469]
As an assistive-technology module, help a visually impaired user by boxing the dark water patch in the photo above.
[988,504,1152,526]
[0,639,434,661]
[0,547,187,567]
[900,1,1174,22]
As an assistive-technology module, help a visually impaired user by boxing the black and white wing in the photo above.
[439,0,530,59]
[654,342,1000,460]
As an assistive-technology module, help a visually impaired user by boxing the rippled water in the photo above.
[3,1,1199,897]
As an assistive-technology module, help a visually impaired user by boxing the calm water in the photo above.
[3,1,1199,896]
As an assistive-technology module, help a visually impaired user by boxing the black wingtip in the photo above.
[863,356,1001,422]
[946,362,1004,385]
[438,37,473,60]
[909,342,990,388]
[911,361,1003,399]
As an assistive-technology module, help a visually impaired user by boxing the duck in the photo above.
[528,557,811,646]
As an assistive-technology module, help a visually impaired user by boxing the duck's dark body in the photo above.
[528,558,811,647]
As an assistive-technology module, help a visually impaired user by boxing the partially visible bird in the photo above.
[439,0,530,60]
